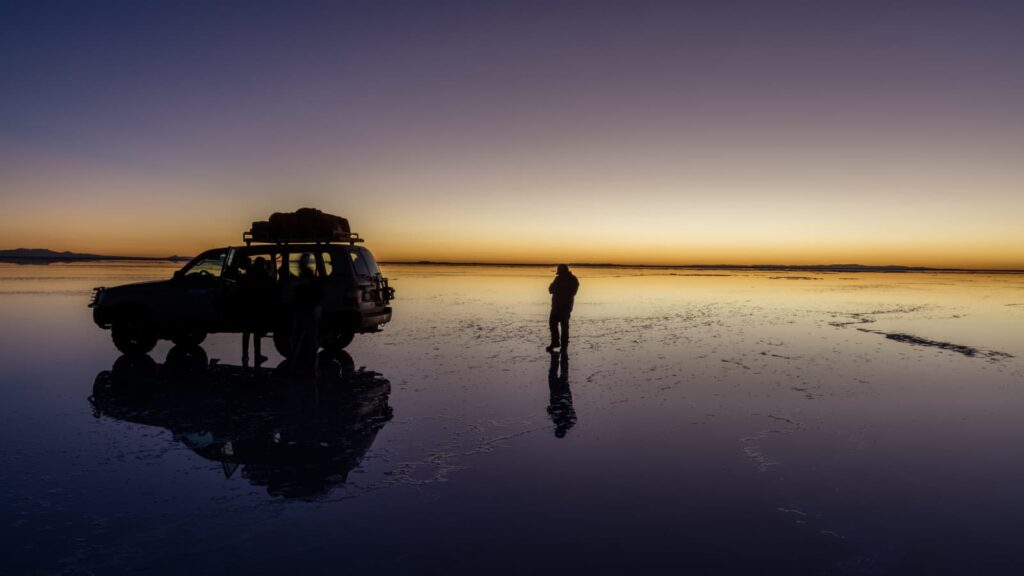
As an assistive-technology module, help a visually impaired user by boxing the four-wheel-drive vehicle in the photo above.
[89,211,394,356]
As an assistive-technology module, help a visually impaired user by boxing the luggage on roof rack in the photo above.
[244,208,362,245]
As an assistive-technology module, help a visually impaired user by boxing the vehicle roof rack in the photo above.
[242,231,364,246]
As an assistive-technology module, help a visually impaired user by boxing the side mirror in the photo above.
[173,270,184,281]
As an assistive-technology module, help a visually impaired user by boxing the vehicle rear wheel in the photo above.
[165,345,209,377]
[112,316,158,355]
[171,331,206,347]
[320,329,355,353]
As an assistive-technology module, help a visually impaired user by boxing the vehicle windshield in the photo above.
[181,252,226,279]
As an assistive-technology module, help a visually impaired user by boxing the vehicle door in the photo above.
[217,249,240,328]
[172,249,228,331]
[219,248,280,331]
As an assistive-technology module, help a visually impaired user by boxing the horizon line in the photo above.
[379,261,1024,273]
[3,250,1023,273]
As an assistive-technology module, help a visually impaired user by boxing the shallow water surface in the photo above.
[2,262,1023,574]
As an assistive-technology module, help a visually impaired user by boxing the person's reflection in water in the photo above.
[547,351,576,438]
[89,346,392,500]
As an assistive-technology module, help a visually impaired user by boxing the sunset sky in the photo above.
[2,1,1023,268]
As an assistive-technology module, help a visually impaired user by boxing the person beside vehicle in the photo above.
[289,253,323,375]
[240,256,275,365]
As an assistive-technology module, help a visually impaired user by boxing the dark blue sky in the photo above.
[5,1,1022,164]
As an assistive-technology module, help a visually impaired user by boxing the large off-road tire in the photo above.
[171,331,206,347]
[112,315,158,355]
[320,329,355,354]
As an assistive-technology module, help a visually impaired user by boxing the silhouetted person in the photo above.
[546,264,579,352]
[240,256,274,365]
[547,351,576,438]
[290,253,323,376]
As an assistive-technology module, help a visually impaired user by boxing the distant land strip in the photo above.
[0,249,190,262]
[2,249,1021,273]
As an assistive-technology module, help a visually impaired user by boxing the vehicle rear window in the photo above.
[359,248,381,275]
[349,249,371,277]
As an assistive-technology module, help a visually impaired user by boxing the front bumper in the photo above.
[93,306,115,329]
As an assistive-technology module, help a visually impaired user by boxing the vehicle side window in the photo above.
[265,252,280,276]
[238,251,277,276]
[288,251,323,277]
[324,249,355,279]
[183,252,226,278]
[225,250,253,280]
[270,253,285,279]
[321,251,350,278]
[350,249,371,277]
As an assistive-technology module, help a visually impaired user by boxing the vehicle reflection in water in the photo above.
[89,346,393,499]
[546,351,575,438]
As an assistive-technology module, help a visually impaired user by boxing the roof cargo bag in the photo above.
[248,208,352,242]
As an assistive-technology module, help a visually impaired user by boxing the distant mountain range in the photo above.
[0,248,190,262]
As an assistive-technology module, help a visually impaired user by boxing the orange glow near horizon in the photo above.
[2,176,1022,269]
[3,149,1023,270]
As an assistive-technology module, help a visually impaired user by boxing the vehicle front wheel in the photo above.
[112,316,158,355]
